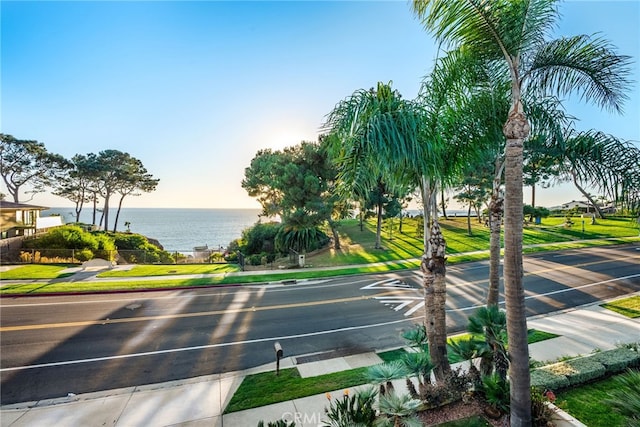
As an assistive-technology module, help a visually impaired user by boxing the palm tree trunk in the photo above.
[421,218,450,382]
[375,201,383,249]
[487,195,503,307]
[503,107,532,427]
[487,159,504,307]
[571,169,606,219]
[440,190,448,220]
[330,221,341,249]
[531,183,536,208]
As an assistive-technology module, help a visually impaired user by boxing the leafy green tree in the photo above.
[416,55,489,380]
[412,1,632,423]
[75,150,158,232]
[53,154,102,223]
[364,178,406,249]
[242,141,337,253]
[0,134,69,203]
[453,158,493,235]
[111,157,159,232]
[239,222,280,255]
[523,205,550,222]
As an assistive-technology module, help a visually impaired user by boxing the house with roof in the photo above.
[549,200,594,213]
[0,200,62,239]
[548,200,617,215]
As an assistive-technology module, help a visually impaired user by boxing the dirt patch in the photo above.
[417,398,508,426]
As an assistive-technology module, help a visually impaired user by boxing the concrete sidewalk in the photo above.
[2,298,639,427]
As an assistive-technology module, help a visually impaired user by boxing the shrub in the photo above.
[257,420,295,427]
[604,369,640,426]
[417,368,471,408]
[247,253,264,266]
[590,347,640,374]
[322,387,377,426]
[543,357,606,386]
[530,368,570,390]
[74,248,94,262]
[112,232,173,264]
[240,222,280,255]
[479,374,509,414]
[530,387,555,427]
[22,225,117,262]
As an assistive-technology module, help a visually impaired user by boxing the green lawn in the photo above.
[225,328,559,413]
[601,296,640,318]
[1,216,638,295]
[309,216,640,267]
[97,263,240,277]
[0,264,76,280]
[224,366,369,414]
[558,374,631,426]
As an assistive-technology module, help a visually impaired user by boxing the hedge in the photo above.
[590,347,640,374]
[531,345,640,390]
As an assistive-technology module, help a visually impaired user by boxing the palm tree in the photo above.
[468,305,508,380]
[324,81,456,380]
[401,351,434,399]
[557,130,640,219]
[375,392,423,427]
[366,361,409,396]
[412,1,632,424]
[414,51,489,380]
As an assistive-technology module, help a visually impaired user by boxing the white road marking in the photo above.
[0,316,421,373]
[360,278,411,290]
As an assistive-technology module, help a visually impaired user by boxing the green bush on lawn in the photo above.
[531,346,640,390]
[530,368,570,390]
[590,347,640,374]
[542,357,606,386]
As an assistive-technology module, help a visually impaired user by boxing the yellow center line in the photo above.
[0,290,401,332]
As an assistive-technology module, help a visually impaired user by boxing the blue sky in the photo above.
[2,1,639,210]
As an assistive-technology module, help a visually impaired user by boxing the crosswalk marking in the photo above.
[362,278,423,316]
[360,278,412,290]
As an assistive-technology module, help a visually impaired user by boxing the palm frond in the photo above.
[525,35,633,113]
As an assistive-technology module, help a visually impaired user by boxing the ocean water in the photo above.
[43,208,262,251]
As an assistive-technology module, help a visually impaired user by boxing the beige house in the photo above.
[0,201,62,239]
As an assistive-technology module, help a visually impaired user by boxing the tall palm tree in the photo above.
[323,83,418,250]
[412,1,632,424]
[324,82,457,380]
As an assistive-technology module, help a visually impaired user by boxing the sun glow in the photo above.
[265,127,318,151]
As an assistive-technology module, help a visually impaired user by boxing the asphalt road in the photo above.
[1,244,639,404]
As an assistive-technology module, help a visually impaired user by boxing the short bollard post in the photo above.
[274,341,283,376]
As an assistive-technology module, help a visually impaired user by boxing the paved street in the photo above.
[1,244,639,404]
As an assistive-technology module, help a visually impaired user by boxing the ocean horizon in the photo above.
[43,207,263,252]
[42,207,477,252]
